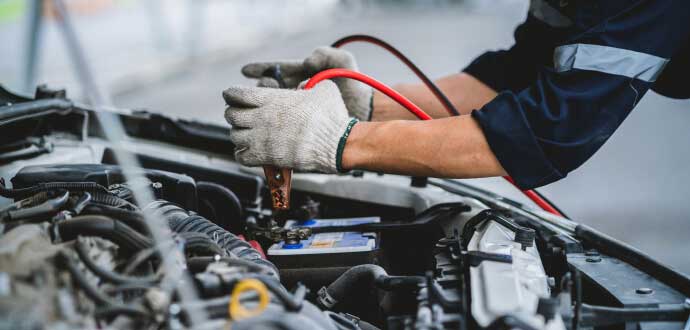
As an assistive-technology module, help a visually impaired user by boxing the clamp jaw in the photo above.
[260,65,294,216]
[263,166,292,211]
[252,224,312,244]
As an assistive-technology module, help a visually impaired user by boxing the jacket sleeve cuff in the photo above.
[471,92,564,189]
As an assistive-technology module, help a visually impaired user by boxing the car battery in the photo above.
[267,217,380,270]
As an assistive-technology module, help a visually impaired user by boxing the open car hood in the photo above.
[1,85,688,330]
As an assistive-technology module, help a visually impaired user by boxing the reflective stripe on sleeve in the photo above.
[554,43,670,82]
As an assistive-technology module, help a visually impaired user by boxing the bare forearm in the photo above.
[341,116,507,178]
[371,73,498,121]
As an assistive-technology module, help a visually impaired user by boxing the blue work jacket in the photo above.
[464,0,690,189]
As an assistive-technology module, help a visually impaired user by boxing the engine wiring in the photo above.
[310,35,565,217]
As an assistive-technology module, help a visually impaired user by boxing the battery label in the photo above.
[313,233,344,241]
[267,217,380,255]
[310,241,335,248]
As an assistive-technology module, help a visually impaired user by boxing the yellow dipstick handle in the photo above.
[228,278,270,320]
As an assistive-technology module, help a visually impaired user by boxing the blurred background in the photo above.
[1,0,688,273]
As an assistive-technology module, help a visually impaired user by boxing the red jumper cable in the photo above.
[331,35,460,117]
[304,68,564,217]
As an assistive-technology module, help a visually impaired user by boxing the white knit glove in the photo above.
[223,80,358,173]
[241,47,373,121]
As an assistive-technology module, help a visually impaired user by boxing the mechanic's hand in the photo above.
[241,47,373,121]
[223,80,358,173]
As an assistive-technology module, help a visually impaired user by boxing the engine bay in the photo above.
[0,86,689,330]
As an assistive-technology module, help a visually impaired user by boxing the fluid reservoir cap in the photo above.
[514,228,536,249]
[282,243,303,249]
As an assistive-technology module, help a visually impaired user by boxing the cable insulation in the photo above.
[503,176,563,216]
[328,35,565,217]
[305,68,564,217]
[257,35,562,216]
[332,34,460,117]
[304,69,431,120]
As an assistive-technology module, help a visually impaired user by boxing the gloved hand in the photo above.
[241,47,373,121]
[223,80,358,173]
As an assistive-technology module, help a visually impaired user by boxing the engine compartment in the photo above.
[1,86,689,330]
[0,148,563,330]
[0,159,479,329]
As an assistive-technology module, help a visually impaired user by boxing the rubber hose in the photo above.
[122,247,159,275]
[56,250,149,318]
[56,251,119,306]
[317,264,387,309]
[55,215,153,253]
[75,238,158,285]
[177,231,224,256]
[145,200,278,276]
[374,275,425,291]
[94,305,151,321]
[175,215,256,256]
[70,192,92,214]
[80,204,150,235]
[104,284,153,294]
[196,181,243,232]
[59,251,150,321]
